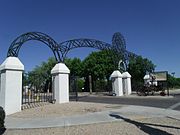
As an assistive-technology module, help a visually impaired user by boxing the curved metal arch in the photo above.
[59,38,112,61]
[7,32,62,62]
[112,32,126,52]
[59,33,138,67]
[7,31,138,70]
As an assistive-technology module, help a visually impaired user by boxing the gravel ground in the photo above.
[3,101,180,135]
[9,102,122,118]
[3,117,180,135]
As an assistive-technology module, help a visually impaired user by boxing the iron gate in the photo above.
[69,75,78,101]
[22,73,54,109]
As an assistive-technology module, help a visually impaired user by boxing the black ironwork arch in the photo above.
[7,32,138,71]
[59,38,112,61]
[112,32,126,52]
[7,32,61,62]
[59,32,137,70]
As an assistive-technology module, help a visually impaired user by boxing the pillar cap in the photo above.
[110,70,122,79]
[51,63,70,74]
[0,57,24,71]
[122,72,131,78]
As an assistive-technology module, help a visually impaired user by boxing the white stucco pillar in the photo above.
[0,57,24,115]
[110,70,123,96]
[122,72,132,95]
[51,63,70,103]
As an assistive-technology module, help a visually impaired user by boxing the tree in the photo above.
[127,56,156,89]
[82,50,116,92]
[27,57,57,92]
[82,50,116,80]
[25,51,157,93]
[64,57,83,77]
[168,75,180,89]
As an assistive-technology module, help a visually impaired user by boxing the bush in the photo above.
[0,106,5,128]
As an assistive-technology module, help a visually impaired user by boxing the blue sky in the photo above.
[0,0,180,77]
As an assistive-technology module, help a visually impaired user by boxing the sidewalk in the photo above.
[169,89,180,95]
[5,105,180,129]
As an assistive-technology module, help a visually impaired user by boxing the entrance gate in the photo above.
[1,31,137,115]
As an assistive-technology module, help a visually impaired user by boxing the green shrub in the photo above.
[0,106,5,128]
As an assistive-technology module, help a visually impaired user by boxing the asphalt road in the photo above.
[77,92,180,111]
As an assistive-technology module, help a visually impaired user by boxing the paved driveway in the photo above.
[78,90,180,111]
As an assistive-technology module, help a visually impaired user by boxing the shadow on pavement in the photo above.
[109,114,178,135]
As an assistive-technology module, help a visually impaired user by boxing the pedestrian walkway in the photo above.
[5,105,180,129]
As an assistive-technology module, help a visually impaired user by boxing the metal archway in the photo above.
[59,32,137,70]
[7,32,62,62]
[59,38,112,61]
[7,32,137,70]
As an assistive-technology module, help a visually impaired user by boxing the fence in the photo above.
[22,73,55,109]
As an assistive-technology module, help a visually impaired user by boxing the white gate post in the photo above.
[51,63,70,103]
[110,70,123,96]
[0,57,24,115]
[122,72,132,95]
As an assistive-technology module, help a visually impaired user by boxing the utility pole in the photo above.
[89,75,92,94]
